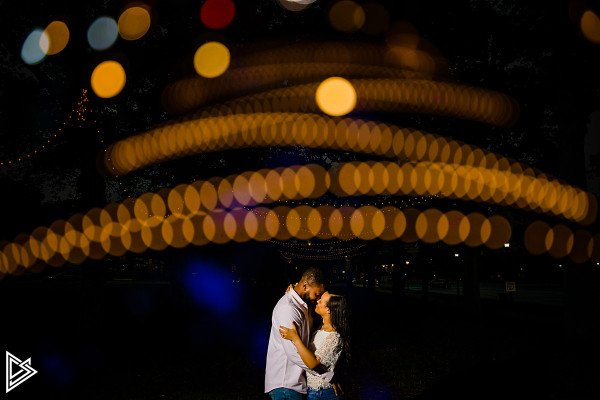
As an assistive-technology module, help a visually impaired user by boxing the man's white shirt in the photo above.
[264,289,333,394]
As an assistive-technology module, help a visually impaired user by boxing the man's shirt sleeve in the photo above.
[273,304,334,382]
[273,304,312,371]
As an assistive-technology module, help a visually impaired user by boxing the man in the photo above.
[265,268,336,399]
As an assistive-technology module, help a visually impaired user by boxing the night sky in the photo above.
[1,0,599,228]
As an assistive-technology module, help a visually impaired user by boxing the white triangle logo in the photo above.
[5,351,37,393]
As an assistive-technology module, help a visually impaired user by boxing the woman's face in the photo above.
[315,291,331,317]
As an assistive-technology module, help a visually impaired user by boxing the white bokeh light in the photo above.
[87,17,118,51]
[21,28,49,65]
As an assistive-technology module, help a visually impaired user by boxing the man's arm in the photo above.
[280,321,321,369]
[274,306,333,380]
[273,305,311,371]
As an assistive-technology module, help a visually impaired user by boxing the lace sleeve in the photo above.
[314,332,343,371]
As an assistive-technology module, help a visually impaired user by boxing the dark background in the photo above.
[1,0,600,398]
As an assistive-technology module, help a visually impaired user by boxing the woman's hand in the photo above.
[332,382,344,397]
[284,283,296,294]
[279,322,300,342]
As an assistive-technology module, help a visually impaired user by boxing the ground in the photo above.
[2,276,591,400]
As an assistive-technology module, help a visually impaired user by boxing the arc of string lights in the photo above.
[0,86,131,197]
[270,240,366,253]
[101,110,520,179]
[102,113,595,225]
[1,163,596,278]
[0,195,514,279]
[268,238,357,248]
[523,220,600,264]
[269,194,438,209]
[245,194,440,240]
[166,39,449,110]
[278,242,367,256]
[6,159,592,277]
[0,157,506,277]
[0,90,89,167]
[280,248,367,261]
[224,40,447,72]
[162,78,518,127]
[162,62,433,114]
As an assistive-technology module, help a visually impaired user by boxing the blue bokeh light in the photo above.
[87,17,118,51]
[182,259,242,314]
[21,28,47,65]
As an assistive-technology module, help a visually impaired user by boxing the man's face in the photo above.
[302,282,325,305]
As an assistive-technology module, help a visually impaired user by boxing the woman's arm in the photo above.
[279,322,321,370]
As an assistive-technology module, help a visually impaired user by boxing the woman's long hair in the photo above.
[327,294,351,365]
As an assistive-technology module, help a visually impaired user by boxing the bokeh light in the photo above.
[102,112,595,225]
[329,0,366,33]
[193,41,231,78]
[462,212,486,247]
[0,168,580,272]
[87,17,119,51]
[277,0,313,12]
[482,215,511,249]
[161,62,427,115]
[21,28,48,65]
[91,60,127,98]
[415,208,443,243]
[118,6,151,41]
[580,10,600,44]
[6,6,600,279]
[200,0,236,29]
[44,21,70,55]
[166,77,517,125]
[183,259,242,313]
[439,210,465,245]
[524,220,551,256]
[316,77,357,116]
[546,224,574,259]
[569,229,593,264]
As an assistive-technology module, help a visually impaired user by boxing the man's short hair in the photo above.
[300,267,325,286]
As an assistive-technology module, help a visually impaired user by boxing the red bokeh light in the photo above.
[200,0,236,29]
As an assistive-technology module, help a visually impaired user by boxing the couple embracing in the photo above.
[265,268,351,399]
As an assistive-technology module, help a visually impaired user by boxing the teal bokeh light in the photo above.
[21,28,47,65]
[87,17,118,51]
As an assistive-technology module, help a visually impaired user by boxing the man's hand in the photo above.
[332,382,344,396]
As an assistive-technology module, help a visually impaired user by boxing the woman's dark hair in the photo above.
[327,294,351,364]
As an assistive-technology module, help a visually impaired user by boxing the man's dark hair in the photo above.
[300,267,325,286]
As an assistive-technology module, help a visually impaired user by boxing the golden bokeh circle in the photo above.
[316,77,357,117]
[194,41,231,78]
[118,6,151,41]
[91,60,126,98]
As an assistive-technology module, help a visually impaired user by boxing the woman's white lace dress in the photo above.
[307,330,343,391]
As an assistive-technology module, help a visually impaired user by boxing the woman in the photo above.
[279,291,351,400]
